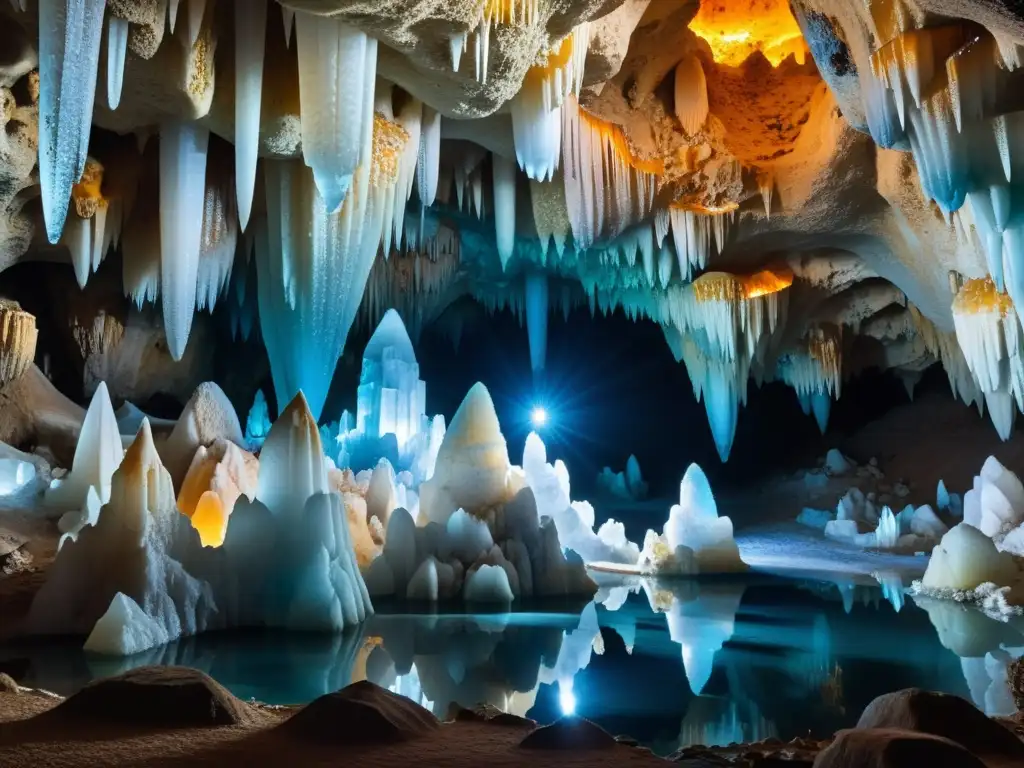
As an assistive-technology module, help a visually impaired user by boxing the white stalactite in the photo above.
[159,122,210,361]
[281,4,294,47]
[168,0,180,32]
[295,12,377,213]
[492,153,517,270]
[105,15,129,110]
[38,0,107,244]
[234,0,267,232]
[417,104,441,207]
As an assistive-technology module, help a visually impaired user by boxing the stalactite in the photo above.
[38,0,107,244]
[524,271,548,375]
[417,104,441,207]
[159,121,210,360]
[105,14,128,110]
[529,177,570,260]
[187,0,206,47]
[450,31,467,71]
[281,4,294,47]
[121,174,162,309]
[295,12,377,213]
[674,55,708,136]
[561,95,661,249]
[951,278,1024,439]
[168,0,180,32]
[492,153,517,270]
[257,112,407,420]
[197,155,239,312]
[510,23,589,181]
[234,0,267,231]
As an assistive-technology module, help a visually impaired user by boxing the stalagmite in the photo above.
[44,382,123,512]
[525,272,549,375]
[492,153,517,269]
[38,0,107,244]
[417,105,441,207]
[674,55,708,136]
[234,0,267,231]
[0,301,37,386]
[159,122,210,360]
[105,14,129,110]
[295,13,377,212]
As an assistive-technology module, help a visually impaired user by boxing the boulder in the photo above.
[812,728,986,767]
[856,688,1024,758]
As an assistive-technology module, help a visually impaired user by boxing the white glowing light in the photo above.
[531,406,548,428]
[558,685,576,715]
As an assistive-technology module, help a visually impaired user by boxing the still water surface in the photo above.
[3,573,1021,756]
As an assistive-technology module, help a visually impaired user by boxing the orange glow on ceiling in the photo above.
[688,0,808,68]
[577,106,665,176]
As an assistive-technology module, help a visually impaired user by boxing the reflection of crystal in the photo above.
[642,580,746,695]
[915,593,1024,716]
[873,570,905,612]
[677,696,777,750]
[389,662,434,711]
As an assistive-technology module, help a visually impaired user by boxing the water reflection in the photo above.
[2,576,1024,755]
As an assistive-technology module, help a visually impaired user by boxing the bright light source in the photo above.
[558,685,576,715]
[530,406,548,428]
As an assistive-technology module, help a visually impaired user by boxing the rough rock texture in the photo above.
[40,666,254,728]
[0,365,86,466]
[812,728,988,768]
[856,689,1024,760]
[448,703,535,728]
[518,717,617,750]
[0,675,17,694]
[279,680,441,744]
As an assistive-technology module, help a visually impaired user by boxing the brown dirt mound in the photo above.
[518,716,617,750]
[813,727,986,768]
[447,702,534,727]
[857,688,1024,759]
[0,675,17,693]
[43,666,252,728]
[279,680,439,744]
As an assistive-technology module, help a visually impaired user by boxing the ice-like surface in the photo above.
[26,393,373,656]
[637,464,746,575]
[160,381,244,487]
[159,121,210,360]
[0,455,36,498]
[464,563,514,603]
[921,523,1019,592]
[294,13,375,212]
[328,310,443,483]
[44,381,123,513]
[244,389,271,449]
[596,455,648,500]
[523,432,639,565]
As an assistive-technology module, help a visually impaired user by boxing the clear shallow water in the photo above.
[3,573,1023,757]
